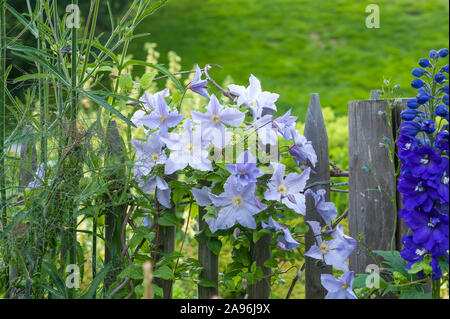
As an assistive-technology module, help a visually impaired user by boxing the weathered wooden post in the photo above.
[348,92,409,276]
[304,93,332,299]
[198,207,219,299]
[247,109,274,299]
[154,222,175,299]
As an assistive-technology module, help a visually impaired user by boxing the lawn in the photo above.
[130,0,449,120]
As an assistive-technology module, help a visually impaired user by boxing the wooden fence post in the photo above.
[304,93,333,299]
[154,223,175,299]
[198,207,218,299]
[348,93,409,279]
[247,108,274,299]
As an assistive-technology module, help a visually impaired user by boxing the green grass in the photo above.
[130,0,449,120]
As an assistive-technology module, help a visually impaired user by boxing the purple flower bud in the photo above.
[411,79,425,89]
[435,73,447,84]
[441,64,449,74]
[443,94,449,106]
[401,109,419,121]
[233,227,241,239]
[435,104,449,119]
[421,119,435,134]
[406,98,420,109]
[438,48,449,58]
[242,278,247,289]
[429,50,439,60]
[436,131,449,151]
[400,121,421,137]
[419,58,432,68]
[412,68,425,77]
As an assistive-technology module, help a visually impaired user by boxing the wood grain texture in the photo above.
[198,207,219,299]
[304,93,332,299]
[247,232,272,299]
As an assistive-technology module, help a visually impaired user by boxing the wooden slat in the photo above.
[303,93,332,299]
[198,207,218,299]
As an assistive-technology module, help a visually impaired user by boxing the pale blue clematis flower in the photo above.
[304,221,356,271]
[190,186,222,233]
[305,188,338,225]
[192,94,245,148]
[228,74,279,119]
[262,217,300,251]
[140,94,184,134]
[264,162,311,215]
[131,133,166,180]
[25,163,45,190]
[208,177,267,231]
[289,128,317,167]
[139,176,172,209]
[249,113,279,146]
[188,65,210,99]
[225,151,263,186]
[321,271,357,299]
[132,88,170,127]
[273,109,298,141]
[161,119,213,174]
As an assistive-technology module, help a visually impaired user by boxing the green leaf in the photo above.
[42,263,67,298]
[5,4,38,38]
[122,60,185,93]
[78,89,136,127]
[152,283,164,298]
[373,250,409,277]
[118,264,143,280]
[140,73,156,89]
[398,288,431,299]
[85,264,112,299]
[294,222,309,234]
[158,211,179,227]
[153,266,174,280]
[253,228,272,243]
[263,258,279,268]
[207,237,222,256]
[197,279,217,288]
[14,73,48,83]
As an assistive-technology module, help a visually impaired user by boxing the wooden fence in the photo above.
[15,92,407,299]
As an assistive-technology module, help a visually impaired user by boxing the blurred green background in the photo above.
[130,0,449,120]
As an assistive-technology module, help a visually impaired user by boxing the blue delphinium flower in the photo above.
[321,271,357,299]
[397,49,449,280]
[225,151,263,187]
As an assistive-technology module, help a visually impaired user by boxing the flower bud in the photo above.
[421,119,436,134]
[438,48,449,58]
[411,79,425,89]
[416,94,430,105]
[378,110,385,116]
[435,104,449,118]
[429,50,439,60]
[362,165,371,172]
[393,84,400,90]
[401,109,419,121]
[242,278,247,289]
[412,68,425,77]
[441,64,449,74]
[435,73,447,84]
[406,98,419,109]
[419,58,432,68]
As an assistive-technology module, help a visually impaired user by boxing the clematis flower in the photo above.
[131,133,166,179]
[273,109,298,141]
[305,189,338,225]
[25,163,45,190]
[208,177,267,231]
[304,221,355,271]
[321,271,357,299]
[188,65,210,99]
[225,151,263,186]
[261,217,300,251]
[264,162,310,215]
[192,94,245,147]
[132,89,170,127]
[228,74,279,118]
[161,119,213,174]
[249,113,278,145]
[289,129,317,167]
[140,94,184,133]
[139,176,172,208]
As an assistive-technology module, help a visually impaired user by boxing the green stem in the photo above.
[0,0,7,231]
[432,279,440,299]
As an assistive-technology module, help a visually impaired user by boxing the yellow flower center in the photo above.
[232,196,243,207]
[319,242,329,254]
[212,115,220,123]
[185,143,194,153]
[278,184,288,195]
[250,100,256,107]
[342,283,349,290]
[151,153,159,162]
[160,115,167,123]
